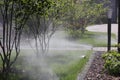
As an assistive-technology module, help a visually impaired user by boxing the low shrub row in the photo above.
[102,51,120,76]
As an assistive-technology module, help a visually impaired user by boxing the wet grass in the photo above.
[0,50,92,80]
[1,31,110,80]
[0,31,116,80]
[78,31,116,47]
[52,50,91,80]
[54,58,87,80]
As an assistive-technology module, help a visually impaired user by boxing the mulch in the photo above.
[84,51,120,80]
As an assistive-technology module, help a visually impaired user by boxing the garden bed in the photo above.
[84,51,120,80]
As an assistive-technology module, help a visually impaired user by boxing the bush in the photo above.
[68,30,81,39]
[102,51,120,76]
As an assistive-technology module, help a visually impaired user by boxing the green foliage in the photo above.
[0,73,21,80]
[65,0,109,37]
[113,43,120,48]
[0,0,53,79]
[102,51,120,76]
[66,29,82,39]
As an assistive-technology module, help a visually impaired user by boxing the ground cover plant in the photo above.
[84,51,120,80]
[102,51,120,76]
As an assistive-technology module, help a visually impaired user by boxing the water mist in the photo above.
[19,30,92,80]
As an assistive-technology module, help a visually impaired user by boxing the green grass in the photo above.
[55,56,90,80]
[0,58,2,68]
[0,30,116,80]
[0,50,92,80]
[78,31,116,47]
[49,50,92,80]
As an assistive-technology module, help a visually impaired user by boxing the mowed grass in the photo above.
[0,31,116,80]
[47,50,92,80]
[0,50,92,80]
[78,31,116,47]
[20,50,92,80]
[1,31,114,80]
[54,53,91,80]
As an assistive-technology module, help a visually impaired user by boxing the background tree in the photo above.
[65,0,109,38]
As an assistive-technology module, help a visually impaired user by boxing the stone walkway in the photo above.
[92,47,117,51]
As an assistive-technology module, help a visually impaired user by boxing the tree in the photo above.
[65,0,108,38]
[0,0,51,79]
[26,0,65,56]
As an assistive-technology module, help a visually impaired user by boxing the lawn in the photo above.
[0,50,92,80]
[0,31,115,80]
[78,31,116,47]
[52,51,91,80]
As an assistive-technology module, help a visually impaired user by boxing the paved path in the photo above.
[92,47,117,51]
[87,24,118,51]
[86,24,118,36]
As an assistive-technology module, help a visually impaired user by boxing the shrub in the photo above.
[102,51,120,76]
[68,29,81,39]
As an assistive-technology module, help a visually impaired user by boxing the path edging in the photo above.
[77,51,96,80]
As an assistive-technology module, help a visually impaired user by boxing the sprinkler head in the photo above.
[81,55,86,58]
